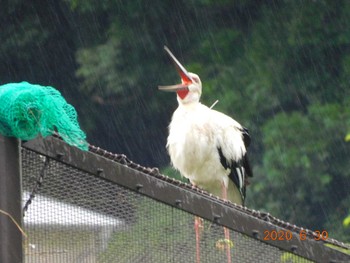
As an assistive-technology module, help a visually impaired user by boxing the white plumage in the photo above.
[167,100,248,204]
[165,72,252,205]
[159,46,252,206]
[159,47,252,263]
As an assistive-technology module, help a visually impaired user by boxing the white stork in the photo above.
[159,46,252,263]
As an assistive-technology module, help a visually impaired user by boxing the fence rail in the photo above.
[1,134,349,262]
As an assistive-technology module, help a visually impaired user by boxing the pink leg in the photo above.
[192,182,201,263]
[194,216,201,263]
[222,183,232,263]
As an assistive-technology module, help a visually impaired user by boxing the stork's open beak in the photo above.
[158,46,193,92]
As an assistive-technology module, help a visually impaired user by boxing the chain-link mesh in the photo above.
[21,148,316,263]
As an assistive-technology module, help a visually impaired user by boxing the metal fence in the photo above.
[1,135,350,262]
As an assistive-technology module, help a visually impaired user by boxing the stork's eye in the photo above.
[192,76,200,83]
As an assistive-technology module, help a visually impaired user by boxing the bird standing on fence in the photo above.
[159,46,253,263]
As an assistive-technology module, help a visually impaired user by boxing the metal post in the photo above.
[0,135,22,263]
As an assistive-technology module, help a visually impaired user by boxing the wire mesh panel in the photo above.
[20,137,350,263]
[22,149,126,262]
[21,148,315,263]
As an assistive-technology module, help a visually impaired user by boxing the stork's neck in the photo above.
[177,91,201,105]
[177,101,200,110]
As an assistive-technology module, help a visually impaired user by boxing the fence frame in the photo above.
[19,136,350,262]
[0,135,23,263]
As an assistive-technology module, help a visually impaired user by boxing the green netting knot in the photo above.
[0,81,88,150]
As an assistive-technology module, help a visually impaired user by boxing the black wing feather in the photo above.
[217,128,253,204]
[241,127,251,148]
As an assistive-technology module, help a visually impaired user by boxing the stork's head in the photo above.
[158,46,202,105]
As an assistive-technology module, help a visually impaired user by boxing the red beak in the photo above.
[163,46,193,84]
[158,46,193,92]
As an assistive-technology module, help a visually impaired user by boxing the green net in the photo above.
[0,81,88,150]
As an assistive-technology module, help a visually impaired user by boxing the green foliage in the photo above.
[257,103,350,229]
[324,244,350,255]
[160,166,189,183]
[99,199,187,262]
[344,216,350,228]
[98,198,229,262]
[346,134,350,142]
[76,38,130,97]
[281,252,313,263]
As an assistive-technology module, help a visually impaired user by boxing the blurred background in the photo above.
[1,0,349,241]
